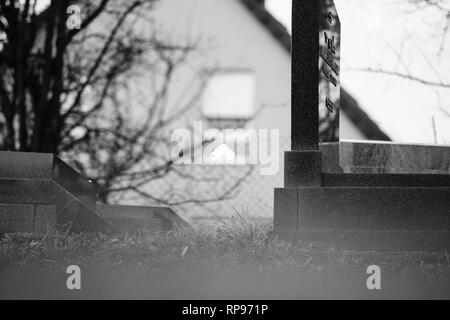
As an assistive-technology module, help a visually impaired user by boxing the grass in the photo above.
[1,215,450,299]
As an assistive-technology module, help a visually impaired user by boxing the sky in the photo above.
[266,0,450,145]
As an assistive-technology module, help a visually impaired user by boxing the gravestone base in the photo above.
[274,185,450,251]
[274,143,450,252]
[284,151,322,187]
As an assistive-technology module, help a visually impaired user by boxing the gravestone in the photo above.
[292,0,340,150]
[274,0,450,251]
[286,0,340,187]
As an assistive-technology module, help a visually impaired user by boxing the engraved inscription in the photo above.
[321,47,339,76]
[328,11,333,24]
[321,65,337,87]
[324,32,336,54]
[318,1,340,143]
[325,97,335,113]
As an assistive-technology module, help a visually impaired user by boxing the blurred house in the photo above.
[139,0,390,221]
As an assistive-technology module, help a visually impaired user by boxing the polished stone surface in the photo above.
[0,152,53,179]
[296,187,450,231]
[321,141,450,174]
[53,157,96,210]
[0,179,52,204]
[284,151,322,187]
[274,186,450,248]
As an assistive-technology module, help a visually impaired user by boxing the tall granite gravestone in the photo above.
[275,0,450,251]
[292,0,340,150]
[286,0,340,188]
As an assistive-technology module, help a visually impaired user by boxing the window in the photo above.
[202,70,256,128]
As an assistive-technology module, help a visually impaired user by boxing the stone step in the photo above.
[0,151,96,210]
[322,173,450,187]
[0,203,56,234]
[0,178,112,234]
[0,151,109,234]
[0,179,53,204]
[275,187,450,231]
[53,157,96,210]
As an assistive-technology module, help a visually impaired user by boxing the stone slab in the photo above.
[0,203,35,233]
[274,187,450,232]
[284,151,322,187]
[0,151,109,234]
[0,179,52,204]
[0,152,53,179]
[0,151,97,210]
[53,158,96,210]
[322,173,450,187]
[0,203,56,233]
[34,205,57,233]
[321,141,450,174]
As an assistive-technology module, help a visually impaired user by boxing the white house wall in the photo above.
[128,0,368,221]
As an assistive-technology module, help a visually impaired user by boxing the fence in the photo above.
[116,137,290,224]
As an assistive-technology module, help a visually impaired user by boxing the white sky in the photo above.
[266,0,450,144]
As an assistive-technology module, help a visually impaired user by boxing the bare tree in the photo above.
[0,0,251,205]
[355,1,450,94]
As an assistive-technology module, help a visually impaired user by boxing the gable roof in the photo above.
[239,0,391,141]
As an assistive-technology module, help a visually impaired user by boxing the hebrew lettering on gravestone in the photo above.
[319,3,340,142]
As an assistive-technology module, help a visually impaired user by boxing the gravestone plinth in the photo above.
[274,0,450,251]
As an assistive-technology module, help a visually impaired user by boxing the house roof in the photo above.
[239,0,391,141]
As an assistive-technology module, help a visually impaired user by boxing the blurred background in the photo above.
[1,0,449,224]
[269,0,450,144]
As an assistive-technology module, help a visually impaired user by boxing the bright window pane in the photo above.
[202,71,255,119]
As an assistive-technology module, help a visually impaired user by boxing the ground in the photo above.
[1,215,449,299]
